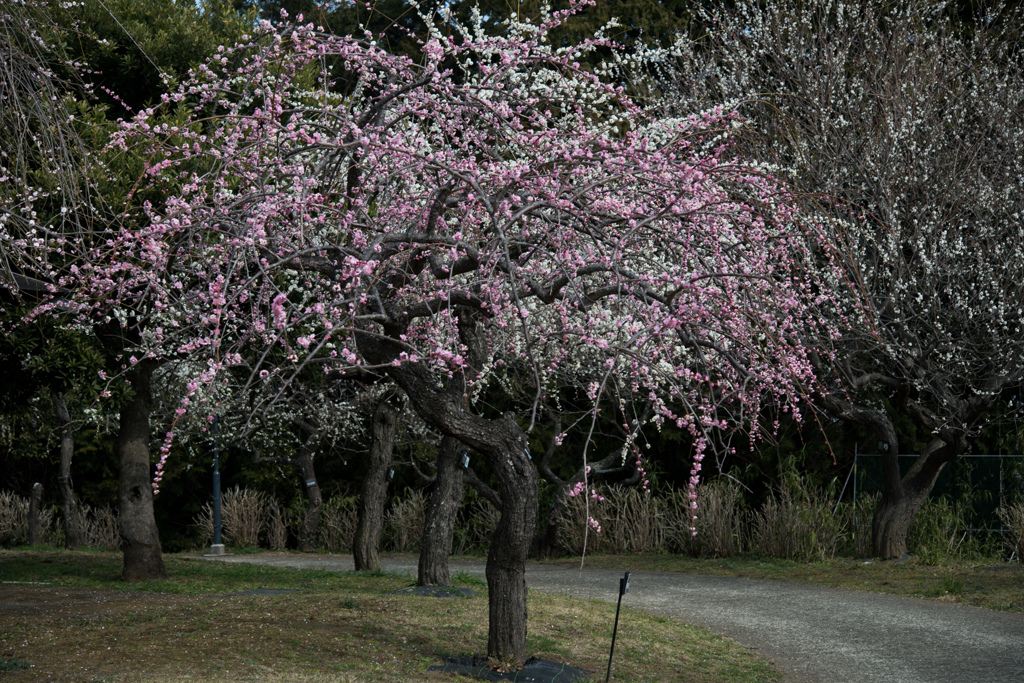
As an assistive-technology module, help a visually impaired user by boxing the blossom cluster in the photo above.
[39,4,838,517]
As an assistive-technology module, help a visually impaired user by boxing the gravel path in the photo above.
[205,553,1024,683]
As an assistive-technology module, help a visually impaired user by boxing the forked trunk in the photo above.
[360,326,540,665]
[52,391,84,550]
[871,491,930,559]
[116,361,166,581]
[353,399,397,571]
[871,437,958,559]
[418,435,465,586]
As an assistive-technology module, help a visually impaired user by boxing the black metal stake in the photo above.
[606,571,630,682]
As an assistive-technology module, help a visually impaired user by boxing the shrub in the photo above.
[997,502,1024,562]
[0,491,59,547]
[79,504,120,550]
[384,489,427,552]
[318,495,359,552]
[666,479,744,558]
[194,487,269,549]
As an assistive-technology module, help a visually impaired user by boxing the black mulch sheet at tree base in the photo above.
[427,656,593,682]
[389,585,477,598]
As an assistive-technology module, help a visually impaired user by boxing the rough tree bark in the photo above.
[481,414,539,665]
[418,435,465,586]
[819,392,967,559]
[353,397,398,571]
[116,360,167,581]
[417,309,487,585]
[372,357,538,664]
[51,391,84,550]
[257,420,323,552]
[871,437,964,559]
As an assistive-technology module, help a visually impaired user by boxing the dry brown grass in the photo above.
[317,496,359,552]
[666,481,744,558]
[997,502,1024,560]
[78,504,120,551]
[384,489,427,552]
[0,491,59,547]
[267,500,290,551]
[0,551,779,683]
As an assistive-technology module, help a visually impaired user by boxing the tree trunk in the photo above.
[389,372,538,665]
[52,391,84,550]
[539,485,571,560]
[294,429,323,553]
[359,325,539,665]
[871,437,959,559]
[418,435,465,586]
[28,482,42,546]
[353,398,397,571]
[296,452,323,553]
[483,413,539,666]
[116,361,166,581]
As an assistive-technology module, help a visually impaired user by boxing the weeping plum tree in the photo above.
[61,4,838,665]
[643,0,1024,558]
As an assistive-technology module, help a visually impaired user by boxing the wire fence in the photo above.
[837,445,1024,534]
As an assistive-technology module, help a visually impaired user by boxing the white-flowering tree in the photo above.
[51,5,837,664]
[641,0,1024,558]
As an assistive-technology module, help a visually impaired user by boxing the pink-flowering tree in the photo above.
[61,5,837,664]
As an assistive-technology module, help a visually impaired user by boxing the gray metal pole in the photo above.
[208,415,226,555]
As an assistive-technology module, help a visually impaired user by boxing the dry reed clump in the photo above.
[555,490,603,555]
[600,487,663,553]
[748,488,846,562]
[317,496,359,552]
[665,480,744,558]
[194,487,270,548]
[906,494,989,563]
[997,502,1024,561]
[0,490,28,546]
[77,504,120,550]
[0,490,59,547]
[834,494,876,558]
[452,497,500,554]
[749,491,835,561]
[551,479,857,562]
[384,489,427,552]
[266,500,290,550]
[555,487,664,555]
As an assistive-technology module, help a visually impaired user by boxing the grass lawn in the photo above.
[0,550,778,682]
[542,554,1023,613]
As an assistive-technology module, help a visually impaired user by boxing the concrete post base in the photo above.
[203,544,229,557]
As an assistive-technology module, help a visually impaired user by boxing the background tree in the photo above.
[645,0,1024,558]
